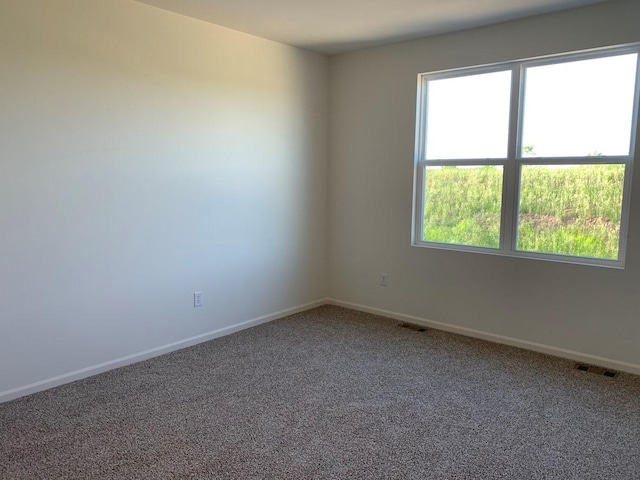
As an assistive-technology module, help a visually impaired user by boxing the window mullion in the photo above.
[501,64,523,253]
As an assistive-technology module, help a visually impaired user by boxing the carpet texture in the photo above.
[1,305,639,479]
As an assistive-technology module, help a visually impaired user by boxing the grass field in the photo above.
[423,164,624,259]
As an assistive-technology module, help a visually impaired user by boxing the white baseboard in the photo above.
[0,298,327,403]
[327,298,640,376]
[5,297,637,404]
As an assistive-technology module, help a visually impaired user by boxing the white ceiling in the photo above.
[135,0,611,55]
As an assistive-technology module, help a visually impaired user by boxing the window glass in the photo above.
[517,164,625,259]
[521,54,638,158]
[425,71,511,160]
[423,166,503,248]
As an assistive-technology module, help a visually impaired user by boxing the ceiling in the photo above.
[135,0,611,55]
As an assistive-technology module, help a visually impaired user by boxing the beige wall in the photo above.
[328,0,640,369]
[0,0,328,398]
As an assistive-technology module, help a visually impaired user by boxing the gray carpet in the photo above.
[1,305,639,479]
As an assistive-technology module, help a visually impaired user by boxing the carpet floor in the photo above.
[1,305,639,479]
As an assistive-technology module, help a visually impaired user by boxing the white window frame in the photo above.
[412,43,640,268]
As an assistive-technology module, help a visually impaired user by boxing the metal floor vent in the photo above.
[575,363,618,378]
[399,323,428,332]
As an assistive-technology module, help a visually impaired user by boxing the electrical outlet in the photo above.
[194,291,203,307]
[380,273,389,287]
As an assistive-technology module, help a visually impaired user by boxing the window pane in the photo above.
[521,54,638,158]
[423,166,503,248]
[425,71,511,160]
[517,165,625,259]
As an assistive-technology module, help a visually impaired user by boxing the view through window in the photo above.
[414,45,640,266]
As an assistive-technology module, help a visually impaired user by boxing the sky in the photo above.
[425,52,638,161]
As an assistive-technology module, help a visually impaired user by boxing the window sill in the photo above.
[411,240,625,269]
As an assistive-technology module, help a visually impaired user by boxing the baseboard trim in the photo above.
[327,298,640,376]
[5,297,636,403]
[0,298,327,403]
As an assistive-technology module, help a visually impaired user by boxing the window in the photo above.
[413,45,640,267]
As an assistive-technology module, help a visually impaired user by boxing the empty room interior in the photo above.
[2,0,640,478]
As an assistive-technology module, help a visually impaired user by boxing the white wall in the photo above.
[328,0,640,371]
[4,0,640,403]
[0,0,328,399]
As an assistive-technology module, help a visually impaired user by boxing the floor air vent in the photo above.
[399,323,428,332]
[575,363,618,378]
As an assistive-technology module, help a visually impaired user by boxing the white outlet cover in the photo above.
[194,291,203,307]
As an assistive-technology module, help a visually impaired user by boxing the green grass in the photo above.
[424,166,502,248]
[423,164,624,259]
